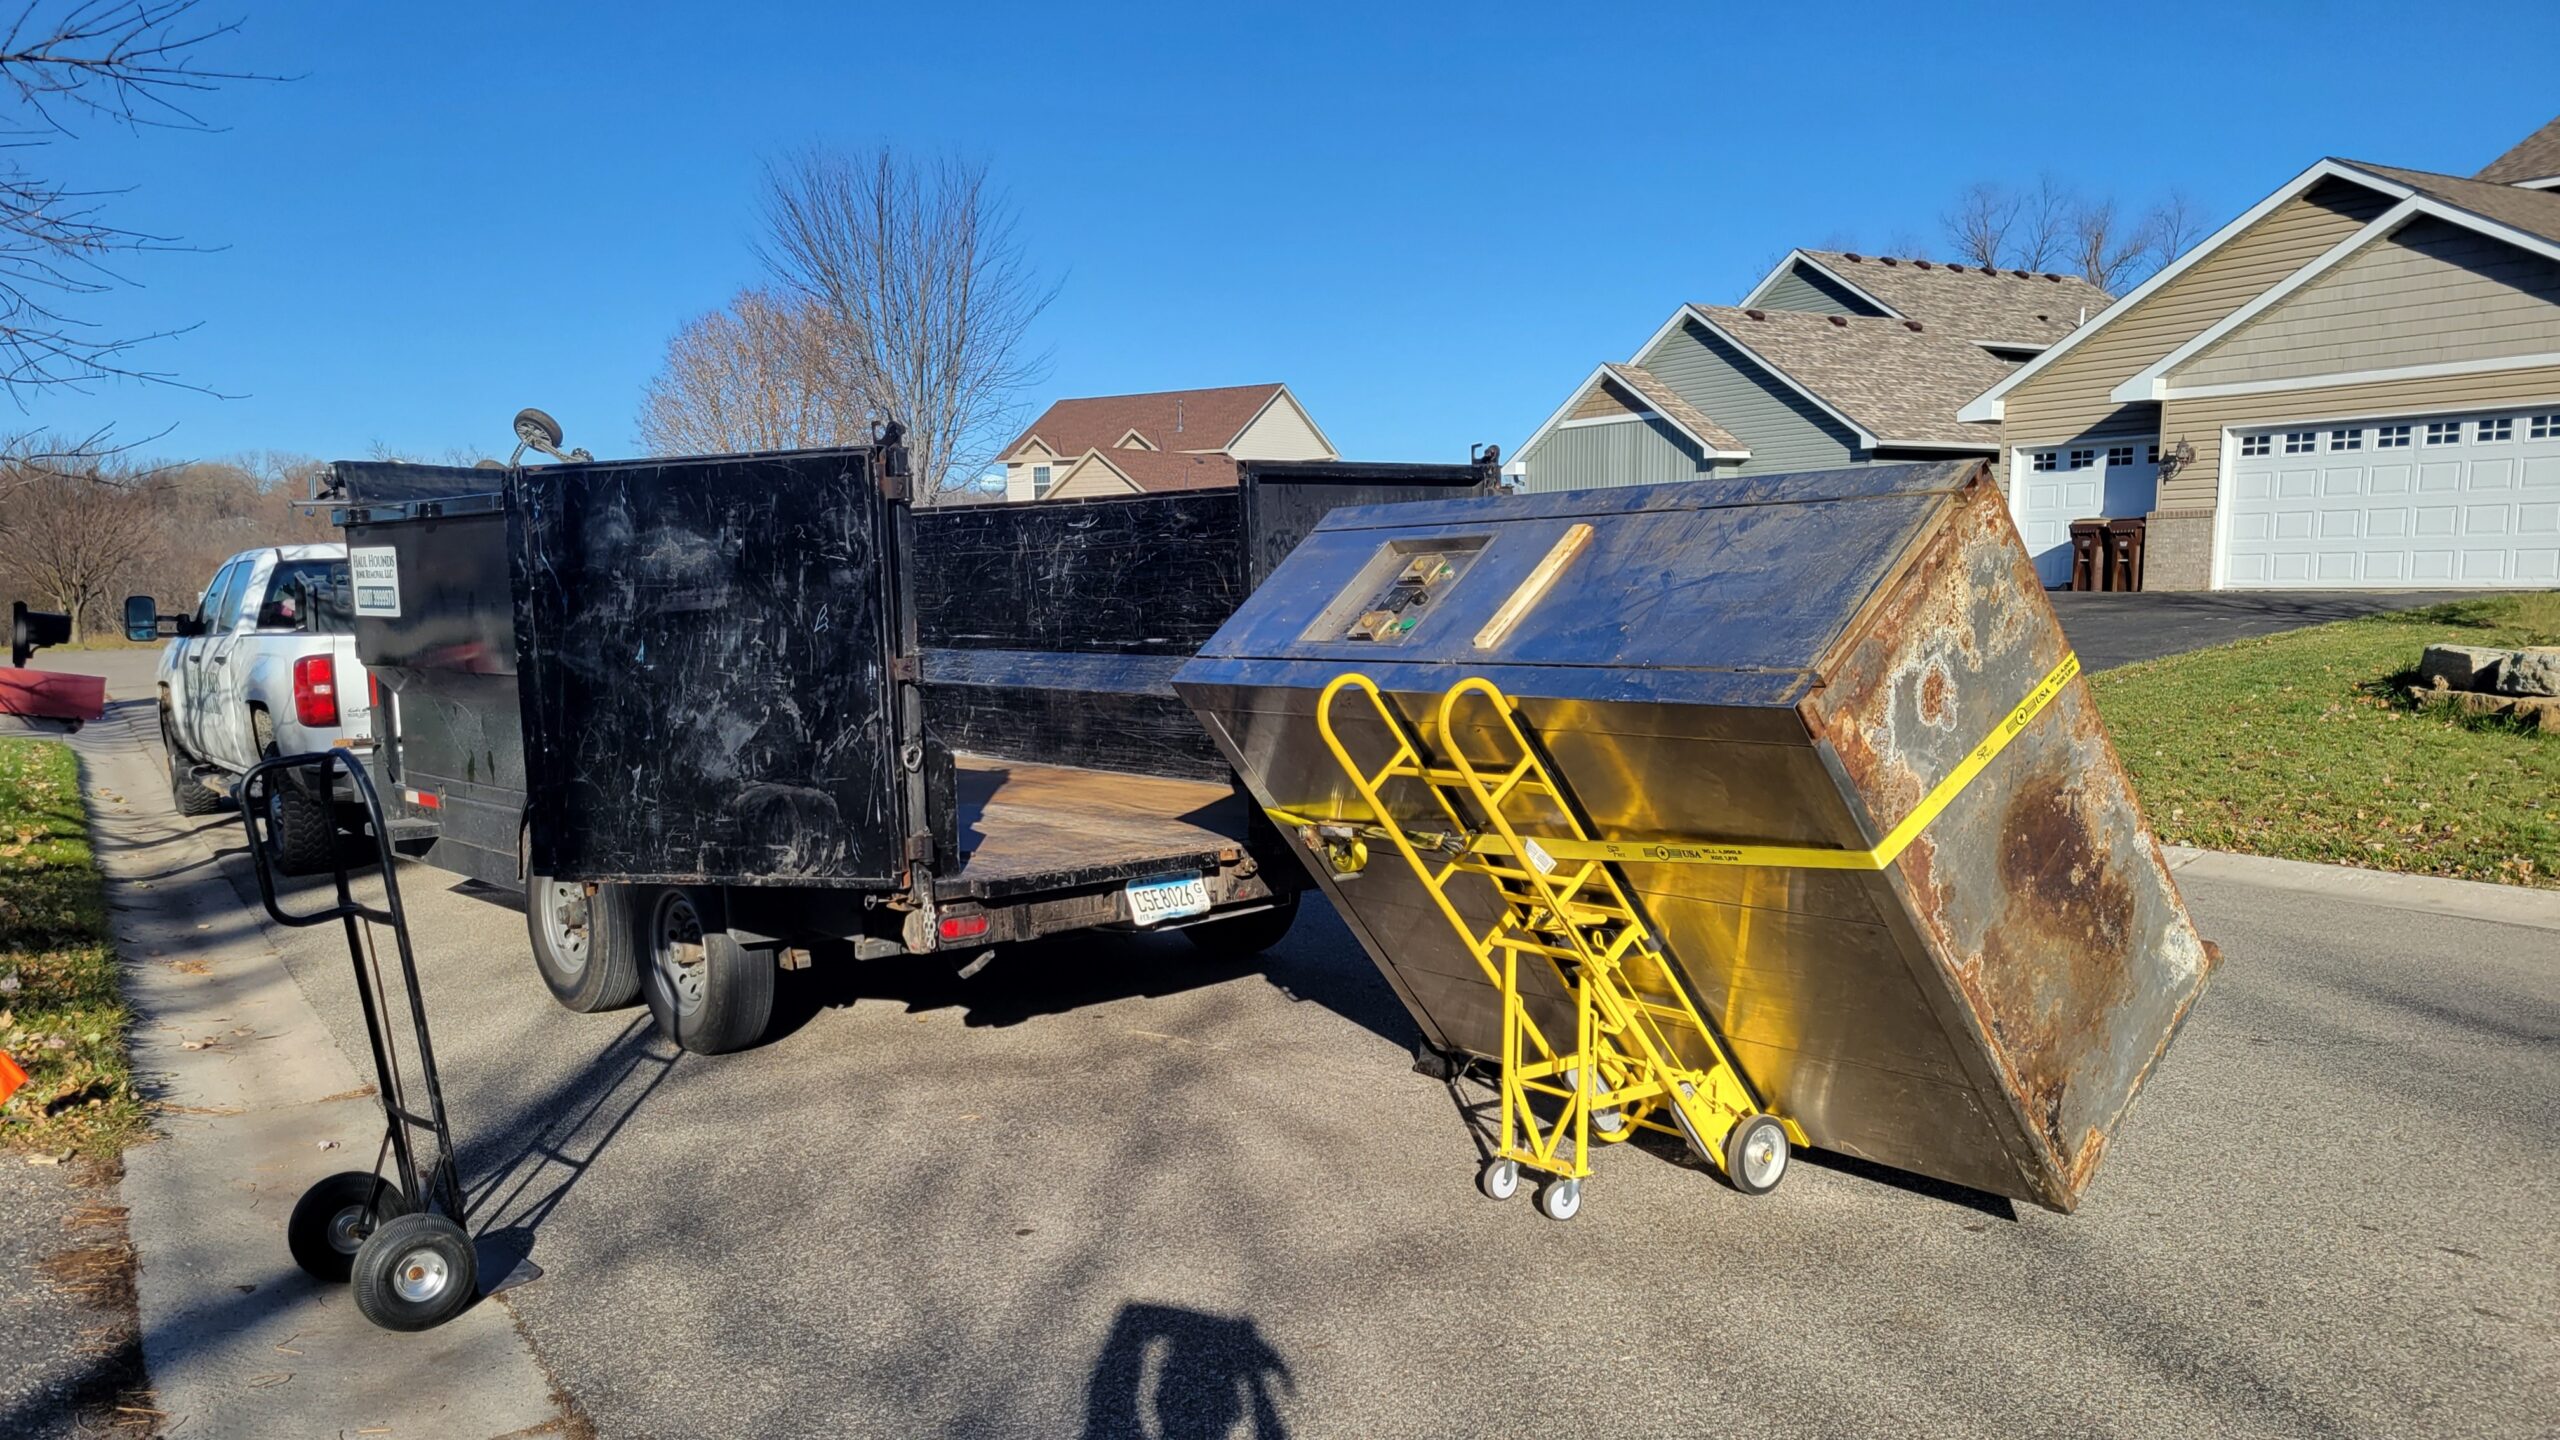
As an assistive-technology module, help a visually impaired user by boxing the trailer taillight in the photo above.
[292,655,339,727]
[938,913,990,943]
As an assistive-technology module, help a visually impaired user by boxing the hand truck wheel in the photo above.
[351,1212,479,1332]
[286,1171,409,1283]
[1535,1177,1582,1222]
[1477,1158,1520,1201]
[1723,1114,1790,1196]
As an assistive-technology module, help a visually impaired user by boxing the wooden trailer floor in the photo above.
[938,754,1251,901]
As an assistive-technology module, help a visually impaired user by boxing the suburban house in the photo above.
[1963,114,2560,591]
[1509,250,2111,494]
[998,383,1338,501]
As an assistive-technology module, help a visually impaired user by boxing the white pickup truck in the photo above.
[126,543,375,873]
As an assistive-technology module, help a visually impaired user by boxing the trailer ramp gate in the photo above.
[1175,460,2217,1215]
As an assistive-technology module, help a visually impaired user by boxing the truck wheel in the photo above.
[253,711,341,876]
[1180,892,1299,956]
[635,887,773,1054]
[163,714,231,816]
[526,872,641,1013]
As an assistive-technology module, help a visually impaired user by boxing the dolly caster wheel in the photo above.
[350,1213,478,1332]
[1477,1158,1520,1201]
[1536,1177,1582,1222]
[1724,1114,1790,1196]
[286,1172,407,1283]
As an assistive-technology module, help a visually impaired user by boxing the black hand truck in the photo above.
[241,747,479,1332]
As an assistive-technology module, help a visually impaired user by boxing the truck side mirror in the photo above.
[123,595,158,643]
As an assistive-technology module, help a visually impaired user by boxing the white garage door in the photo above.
[2222,408,2560,588]
[2010,442,2160,586]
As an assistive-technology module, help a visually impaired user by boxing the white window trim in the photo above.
[1513,362,1751,464]
[2150,350,2560,402]
[1959,159,2414,423]
[1558,409,1666,429]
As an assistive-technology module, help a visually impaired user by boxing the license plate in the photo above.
[1126,874,1211,927]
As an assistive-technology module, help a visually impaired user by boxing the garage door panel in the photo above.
[2221,405,2560,589]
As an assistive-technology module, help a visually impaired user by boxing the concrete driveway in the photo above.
[43,646,2560,1439]
[2049,589,2486,671]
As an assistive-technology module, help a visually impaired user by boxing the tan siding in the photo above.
[1045,454,1140,500]
[1227,392,1336,460]
[1568,380,1646,420]
[2002,180,2395,448]
[2173,218,2560,387]
[2159,364,2560,509]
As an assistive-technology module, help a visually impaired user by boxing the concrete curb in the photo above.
[2161,844,2560,933]
[66,683,566,1440]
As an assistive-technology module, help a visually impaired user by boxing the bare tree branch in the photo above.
[638,286,873,457]
[1942,182,2016,269]
[756,146,1055,502]
[2010,173,2073,273]
[0,445,163,639]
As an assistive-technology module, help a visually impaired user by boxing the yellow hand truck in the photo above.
[1308,673,1803,1220]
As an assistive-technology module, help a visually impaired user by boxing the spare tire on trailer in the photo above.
[633,886,773,1054]
[525,867,641,1013]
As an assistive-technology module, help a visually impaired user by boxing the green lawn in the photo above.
[0,739,144,1155]
[2090,592,2560,888]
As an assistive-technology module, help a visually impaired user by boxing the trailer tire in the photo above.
[1180,892,1299,956]
[350,1212,478,1332]
[163,714,230,816]
[635,886,773,1054]
[286,1171,408,1283]
[526,871,641,1013]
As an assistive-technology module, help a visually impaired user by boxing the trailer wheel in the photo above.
[1179,892,1299,956]
[1723,1114,1790,1196]
[286,1171,408,1283]
[526,871,640,1013]
[163,714,230,817]
[636,887,774,1055]
[350,1212,477,1331]
[253,712,340,876]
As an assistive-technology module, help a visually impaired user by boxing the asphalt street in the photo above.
[55,647,2560,1439]
[2048,590,2483,671]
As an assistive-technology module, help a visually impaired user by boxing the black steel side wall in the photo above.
[509,452,904,886]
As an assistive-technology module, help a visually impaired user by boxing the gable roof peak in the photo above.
[1001,383,1291,460]
[2477,113,2560,185]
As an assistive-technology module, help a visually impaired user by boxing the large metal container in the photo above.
[1173,460,2217,1212]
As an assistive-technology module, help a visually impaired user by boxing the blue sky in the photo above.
[25,0,2560,471]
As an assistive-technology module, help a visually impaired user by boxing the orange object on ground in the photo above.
[0,1049,28,1108]
[0,667,106,723]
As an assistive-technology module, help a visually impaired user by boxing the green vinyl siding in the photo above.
[1637,318,1864,476]
[1517,414,1722,493]
[1756,262,1887,317]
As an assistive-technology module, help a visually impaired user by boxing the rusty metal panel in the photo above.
[1175,461,2216,1212]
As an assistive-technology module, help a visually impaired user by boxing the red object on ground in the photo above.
[0,1049,27,1108]
[0,667,106,723]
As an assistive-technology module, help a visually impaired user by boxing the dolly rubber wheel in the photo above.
[350,1213,478,1331]
[1477,1158,1520,1202]
[286,1172,407,1283]
[1723,1114,1790,1196]
[526,867,640,1013]
[1535,1177,1583,1222]
[636,886,774,1054]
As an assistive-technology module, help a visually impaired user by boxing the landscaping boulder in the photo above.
[2496,646,2560,698]
[2419,643,2508,691]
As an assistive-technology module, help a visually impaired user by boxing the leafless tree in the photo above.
[637,286,873,457]
[757,146,1054,502]
[2141,190,2208,274]
[0,2,272,408]
[2069,197,2155,292]
[0,450,163,638]
[2010,174,2074,273]
[1943,182,2017,269]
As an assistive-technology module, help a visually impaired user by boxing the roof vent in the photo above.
[2044,273,2063,282]
[1945,263,1965,273]
[1843,251,1863,262]
[2012,269,2030,279]
[1745,308,1767,320]
[2035,313,2048,322]
[1827,314,1848,327]
[1914,259,1933,270]
[1904,320,1923,332]
[1880,257,1900,267]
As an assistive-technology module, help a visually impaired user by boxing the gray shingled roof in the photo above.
[2343,160,2560,250]
[1689,305,2012,449]
[1788,250,2111,347]
[2476,115,2560,184]
[1601,363,1748,454]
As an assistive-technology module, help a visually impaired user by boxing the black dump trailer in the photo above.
[327,439,1498,1050]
